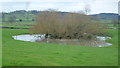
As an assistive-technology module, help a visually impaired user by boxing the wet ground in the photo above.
[12,34,112,47]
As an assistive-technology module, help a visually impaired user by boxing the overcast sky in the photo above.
[0,0,119,14]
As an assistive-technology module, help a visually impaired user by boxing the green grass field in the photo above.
[105,29,118,48]
[0,29,2,67]
[2,29,118,66]
[2,22,34,28]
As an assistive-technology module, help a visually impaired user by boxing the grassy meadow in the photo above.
[0,29,2,67]
[1,7,119,67]
[2,22,34,28]
[2,28,118,66]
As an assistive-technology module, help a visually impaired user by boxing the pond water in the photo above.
[12,34,45,42]
[12,34,112,47]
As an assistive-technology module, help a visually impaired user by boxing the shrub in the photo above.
[31,10,105,39]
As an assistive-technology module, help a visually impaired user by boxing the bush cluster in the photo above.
[31,10,105,39]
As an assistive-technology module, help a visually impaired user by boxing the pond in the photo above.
[12,34,45,42]
[12,34,112,47]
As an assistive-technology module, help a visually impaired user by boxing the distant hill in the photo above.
[90,13,118,21]
[1,10,119,22]
[2,10,37,22]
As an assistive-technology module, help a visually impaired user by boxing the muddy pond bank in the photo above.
[12,34,112,47]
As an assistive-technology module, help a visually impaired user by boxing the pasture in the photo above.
[2,28,118,66]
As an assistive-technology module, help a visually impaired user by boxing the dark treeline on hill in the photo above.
[90,13,118,21]
[1,10,119,23]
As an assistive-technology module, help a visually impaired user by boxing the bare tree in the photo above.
[31,9,105,39]
[84,4,91,15]
[112,19,118,27]
[8,15,16,23]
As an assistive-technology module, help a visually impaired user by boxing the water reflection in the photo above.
[12,34,45,42]
[12,34,112,47]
